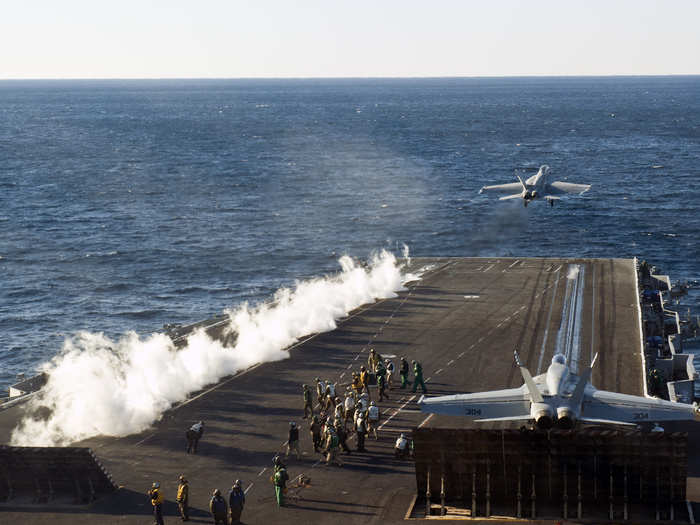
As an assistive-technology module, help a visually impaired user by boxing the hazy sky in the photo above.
[2,0,699,79]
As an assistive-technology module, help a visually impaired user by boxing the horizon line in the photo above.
[1,73,699,81]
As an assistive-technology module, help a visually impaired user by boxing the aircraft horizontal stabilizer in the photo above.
[476,415,531,423]
[579,417,637,427]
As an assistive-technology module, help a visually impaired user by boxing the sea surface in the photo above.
[1,76,699,392]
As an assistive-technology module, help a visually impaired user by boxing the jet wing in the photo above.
[582,389,697,423]
[546,181,591,195]
[418,386,530,420]
[479,182,522,195]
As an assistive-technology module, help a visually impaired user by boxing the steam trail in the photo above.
[11,250,410,446]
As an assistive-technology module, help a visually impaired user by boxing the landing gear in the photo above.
[550,199,554,207]
[523,200,528,208]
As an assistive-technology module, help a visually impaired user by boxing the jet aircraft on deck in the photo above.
[479,165,591,206]
[418,351,697,430]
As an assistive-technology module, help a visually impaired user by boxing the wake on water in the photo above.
[11,250,416,447]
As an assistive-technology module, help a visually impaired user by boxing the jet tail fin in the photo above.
[570,353,598,407]
[514,350,544,403]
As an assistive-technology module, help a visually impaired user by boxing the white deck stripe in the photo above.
[378,395,417,430]
[418,414,434,428]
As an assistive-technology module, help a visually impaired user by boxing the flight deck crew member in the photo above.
[176,475,189,521]
[286,421,300,460]
[273,464,289,506]
[315,377,325,405]
[399,357,409,389]
[412,360,427,394]
[229,480,245,525]
[368,401,380,439]
[395,433,409,458]
[302,384,313,419]
[360,366,372,400]
[186,420,204,454]
[368,348,382,372]
[210,488,228,525]
[324,427,343,466]
[309,415,322,453]
[356,414,368,452]
[385,358,395,388]
[148,482,165,525]
[334,419,352,454]
[343,391,355,431]
[376,363,389,401]
[324,385,335,413]
[352,372,363,396]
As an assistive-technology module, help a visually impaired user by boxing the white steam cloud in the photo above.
[11,250,410,446]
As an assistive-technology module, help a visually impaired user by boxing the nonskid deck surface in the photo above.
[3,257,694,524]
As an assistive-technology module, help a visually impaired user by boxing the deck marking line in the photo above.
[378,395,417,430]
[536,269,561,374]
[418,414,434,428]
[134,434,155,447]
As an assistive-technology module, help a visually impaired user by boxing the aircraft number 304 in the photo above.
[633,412,649,420]
[465,408,482,416]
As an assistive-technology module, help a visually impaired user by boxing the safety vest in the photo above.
[274,468,288,487]
[150,489,164,506]
[327,382,336,397]
[360,370,369,385]
[396,437,408,450]
[368,405,379,421]
[344,396,354,411]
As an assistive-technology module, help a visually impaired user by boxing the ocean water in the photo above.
[2,77,700,393]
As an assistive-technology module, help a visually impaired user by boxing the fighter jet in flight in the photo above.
[418,352,697,430]
[479,165,591,207]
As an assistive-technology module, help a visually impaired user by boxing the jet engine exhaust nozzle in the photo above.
[556,408,576,430]
[531,403,554,430]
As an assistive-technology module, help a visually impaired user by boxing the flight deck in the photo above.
[1,257,697,524]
